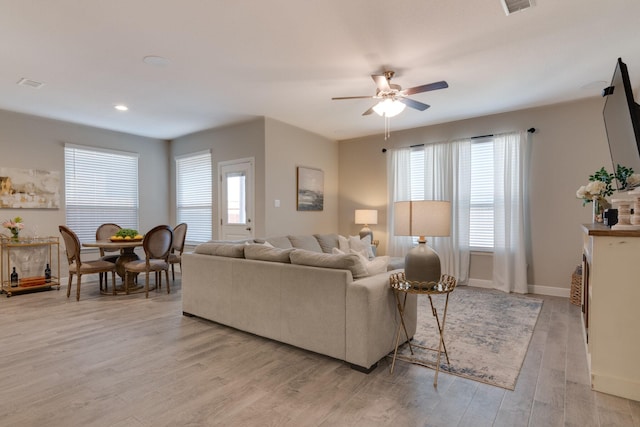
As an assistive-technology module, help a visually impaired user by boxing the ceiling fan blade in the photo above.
[371,74,391,92]
[332,96,375,100]
[362,106,376,116]
[398,97,430,111]
[403,81,449,95]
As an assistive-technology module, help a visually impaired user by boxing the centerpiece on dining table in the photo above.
[110,228,144,242]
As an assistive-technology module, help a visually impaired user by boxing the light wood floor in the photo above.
[1,276,638,427]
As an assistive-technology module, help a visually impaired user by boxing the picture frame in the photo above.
[0,167,60,209]
[296,166,324,211]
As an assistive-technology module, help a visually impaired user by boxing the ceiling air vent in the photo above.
[17,78,44,89]
[501,0,534,15]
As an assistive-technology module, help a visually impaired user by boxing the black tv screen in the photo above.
[603,58,640,190]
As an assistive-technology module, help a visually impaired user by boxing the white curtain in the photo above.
[492,130,530,293]
[387,130,530,293]
[387,148,414,256]
[387,140,472,284]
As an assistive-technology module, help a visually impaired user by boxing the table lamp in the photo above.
[394,200,451,283]
[355,209,378,240]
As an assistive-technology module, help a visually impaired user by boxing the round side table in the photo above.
[389,272,457,386]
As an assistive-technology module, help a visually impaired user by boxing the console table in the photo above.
[1,236,60,297]
[581,224,640,401]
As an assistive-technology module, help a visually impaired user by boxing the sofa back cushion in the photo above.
[288,235,323,252]
[290,249,368,279]
[265,236,293,249]
[194,242,245,258]
[244,244,294,263]
[313,233,340,254]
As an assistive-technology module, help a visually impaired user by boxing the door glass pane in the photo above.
[226,172,246,224]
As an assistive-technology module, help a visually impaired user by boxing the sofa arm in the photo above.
[345,269,417,370]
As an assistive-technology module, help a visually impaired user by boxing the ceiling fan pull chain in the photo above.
[384,115,391,140]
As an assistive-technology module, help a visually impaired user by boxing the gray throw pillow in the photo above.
[314,233,340,254]
[288,235,323,252]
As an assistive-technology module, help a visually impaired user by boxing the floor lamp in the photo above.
[394,200,451,283]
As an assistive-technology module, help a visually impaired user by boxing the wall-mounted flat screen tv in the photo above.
[603,57,640,190]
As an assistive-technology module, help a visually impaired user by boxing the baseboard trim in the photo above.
[468,278,569,298]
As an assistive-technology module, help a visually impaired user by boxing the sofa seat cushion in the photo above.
[244,244,294,263]
[290,249,368,279]
[194,242,245,258]
[388,256,405,271]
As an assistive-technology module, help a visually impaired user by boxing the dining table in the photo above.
[82,239,144,294]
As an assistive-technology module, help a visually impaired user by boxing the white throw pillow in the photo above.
[338,235,349,253]
[348,234,375,260]
[332,247,345,255]
[349,249,389,276]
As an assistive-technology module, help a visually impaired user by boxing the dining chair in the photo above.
[168,222,187,282]
[59,225,117,301]
[96,223,121,290]
[123,225,173,298]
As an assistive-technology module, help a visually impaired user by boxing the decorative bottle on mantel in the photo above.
[10,267,18,287]
[45,263,51,283]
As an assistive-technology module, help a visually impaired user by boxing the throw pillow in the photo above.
[349,249,390,275]
[338,235,349,253]
[348,234,375,260]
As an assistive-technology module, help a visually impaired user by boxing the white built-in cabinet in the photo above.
[581,224,640,401]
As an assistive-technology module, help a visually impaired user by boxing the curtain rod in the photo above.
[382,128,536,152]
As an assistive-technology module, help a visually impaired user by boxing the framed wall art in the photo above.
[296,166,324,211]
[0,167,60,209]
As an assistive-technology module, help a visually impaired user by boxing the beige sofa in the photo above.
[181,234,416,372]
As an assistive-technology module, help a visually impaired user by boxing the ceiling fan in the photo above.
[332,71,448,117]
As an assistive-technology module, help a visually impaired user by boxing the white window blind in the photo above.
[64,144,139,243]
[410,146,425,201]
[409,140,495,250]
[470,139,494,250]
[176,151,212,243]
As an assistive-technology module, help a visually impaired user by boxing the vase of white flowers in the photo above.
[2,217,24,242]
[576,168,613,223]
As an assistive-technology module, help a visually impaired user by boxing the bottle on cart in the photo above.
[10,267,18,287]
[45,263,51,283]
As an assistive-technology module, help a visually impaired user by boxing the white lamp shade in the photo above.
[394,200,451,238]
[372,99,406,118]
[355,209,378,225]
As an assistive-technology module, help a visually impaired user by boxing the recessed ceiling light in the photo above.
[17,77,44,89]
[114,105,128,111]
[143,55,170,66]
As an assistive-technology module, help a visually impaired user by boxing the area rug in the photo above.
[390,286,543,390]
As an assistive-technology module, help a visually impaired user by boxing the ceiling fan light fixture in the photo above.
[373,99,406,118]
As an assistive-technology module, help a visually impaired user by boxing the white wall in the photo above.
[0,109,169,277]
[265,118,339,236]
[339,97,610,293]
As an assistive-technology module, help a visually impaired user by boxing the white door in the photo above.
[219,159,254,240]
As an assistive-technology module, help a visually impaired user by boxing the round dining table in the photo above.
[82,239,144,294]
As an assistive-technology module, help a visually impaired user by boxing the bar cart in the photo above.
[1,236,60,297]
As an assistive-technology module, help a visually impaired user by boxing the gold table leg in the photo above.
[390,290,452,387]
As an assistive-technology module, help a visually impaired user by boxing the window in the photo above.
[469,139,494,250]
[64,144,139,243]
[409,139,495,251]
[176,151,212,243]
